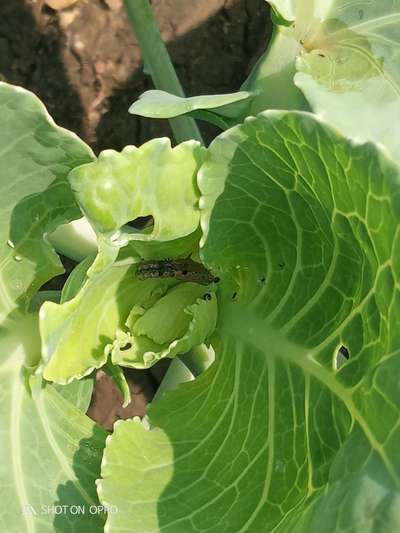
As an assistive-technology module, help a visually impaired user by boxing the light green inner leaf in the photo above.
[131,282,209,344]
[111,281,217,370]
[69,138,206,245]
[129,89,253,121]
[129,89,255,130]
[40,261,170,383]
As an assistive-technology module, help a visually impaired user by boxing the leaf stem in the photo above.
[151,345,214,403]
[48,218,98,261]
[123,0,204,144]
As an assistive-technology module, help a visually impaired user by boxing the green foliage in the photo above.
[249,0,400,163]
[0,83,93,317]
[129,89,254,129]
[1,0,400,531]
[98,112,400,532]
[0,83,105,532]
[69,139,206,241]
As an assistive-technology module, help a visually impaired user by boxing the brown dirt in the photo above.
[86,369,156,431]
[2,0,271,150]
[0,0,271,428]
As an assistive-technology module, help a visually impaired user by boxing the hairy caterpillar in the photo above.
[136,258,218,285]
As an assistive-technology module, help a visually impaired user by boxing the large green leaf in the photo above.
[0,82,94,318]
[0,314,106,533]
[294,0,400,163]
[98,112,400,532]
[246,1,400,162]
[0,84,103,532]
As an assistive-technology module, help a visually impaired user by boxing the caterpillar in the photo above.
[136,258,218,285]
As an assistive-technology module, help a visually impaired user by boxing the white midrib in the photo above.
[340,13,400,37]
[10,357,35,533]
[241,357,276,531]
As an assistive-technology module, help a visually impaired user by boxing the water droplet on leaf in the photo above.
[11,279,23,291]
[7,240,15,248]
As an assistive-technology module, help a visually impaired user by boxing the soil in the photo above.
[1,0,271,427]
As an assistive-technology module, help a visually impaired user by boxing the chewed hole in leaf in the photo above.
[126,215,154,230]
[120,342,132,351]
[340,346,349,358]
[335,345,350,369]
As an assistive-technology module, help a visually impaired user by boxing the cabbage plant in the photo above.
[1,0,400,531]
